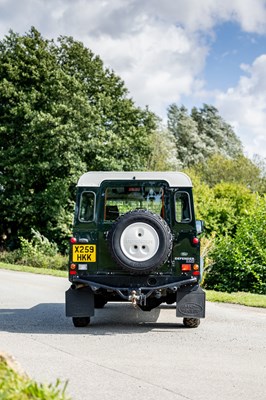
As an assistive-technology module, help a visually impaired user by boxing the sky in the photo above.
[1,0,266,159]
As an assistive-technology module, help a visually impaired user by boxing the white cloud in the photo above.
[139,0,266,33]
[87,23,207,112]
[215,55,266,157]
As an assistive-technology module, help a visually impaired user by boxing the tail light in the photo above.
[192,264,200,276]
[192,271,201,276]
[70,263,77,275]
[181,264,192,271]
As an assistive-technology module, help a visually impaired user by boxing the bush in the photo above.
[0,230,68,270]
[204,196,266,294]
[0,353,70,400]
[193,178,255,237]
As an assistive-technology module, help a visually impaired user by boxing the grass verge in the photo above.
[206,290,266,308]
[0,353,70,400]
[1,262,266,308]
[0,262,67,278]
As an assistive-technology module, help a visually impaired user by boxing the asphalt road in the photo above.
[0,269,265,400]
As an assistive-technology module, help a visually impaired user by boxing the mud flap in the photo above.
[176,285,205,318]
[65,286,95,317]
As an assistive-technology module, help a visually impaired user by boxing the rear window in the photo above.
[104,186,165,221]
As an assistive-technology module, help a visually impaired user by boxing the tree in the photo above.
[167,104,205,167]
[0,28,156,249]
[146,125,181,171]
[167,103,243,168]
[193,154,266,193]
[191,104,243,159]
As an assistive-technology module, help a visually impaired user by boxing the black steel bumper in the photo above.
[71,276,198,300]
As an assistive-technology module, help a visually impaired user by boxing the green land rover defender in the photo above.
[66,171,205,328]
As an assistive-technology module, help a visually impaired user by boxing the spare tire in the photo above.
[107,209,173,274]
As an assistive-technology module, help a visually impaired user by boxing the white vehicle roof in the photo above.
[77,171,192,187]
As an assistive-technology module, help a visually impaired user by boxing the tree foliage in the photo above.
[195,154,266,193]
[188,171,256,237]
[187,167,266,294]
[204,196,266,294]
[191,104,243,158]
[0,28,156,249]
[167,105,201,167]
[167,103,243,167]
[146,125,181,171]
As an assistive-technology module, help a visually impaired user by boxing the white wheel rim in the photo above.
[120,222,159,262]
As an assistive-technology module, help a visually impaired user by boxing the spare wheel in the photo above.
[108,209,173,274]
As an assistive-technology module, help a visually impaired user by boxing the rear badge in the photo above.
[175,257,195,263]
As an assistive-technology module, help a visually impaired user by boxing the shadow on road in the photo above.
[0,302,185,335]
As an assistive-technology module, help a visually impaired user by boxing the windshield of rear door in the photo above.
[104,185,165,221]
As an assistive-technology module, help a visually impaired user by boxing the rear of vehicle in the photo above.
[66,172,205,328]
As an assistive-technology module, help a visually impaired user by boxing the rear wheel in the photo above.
[72,317,90,327]
[183,318,200,328]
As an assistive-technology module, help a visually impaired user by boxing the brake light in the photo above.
[192,237,199,245]
[70,237,77,244]
[181,264,191,271]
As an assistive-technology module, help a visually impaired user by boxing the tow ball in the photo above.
[129,290,147,308]
[129,290,138,307]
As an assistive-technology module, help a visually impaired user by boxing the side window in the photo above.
[79,192,95,222]
[175,192,191,223]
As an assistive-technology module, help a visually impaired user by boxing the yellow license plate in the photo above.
[72,245,96,262]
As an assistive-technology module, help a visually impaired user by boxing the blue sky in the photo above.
[0,0,266,158]
[204,22,266,91]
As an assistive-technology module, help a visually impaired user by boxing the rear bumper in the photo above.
[71,276,198,301]
[66,277,205,318]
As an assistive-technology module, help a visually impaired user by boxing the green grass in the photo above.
[0,262,67,278]
[206,290,266,308]
[0,354,70,400]
[1,262,266,308]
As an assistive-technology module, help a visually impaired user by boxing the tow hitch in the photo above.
[129,290,147,308]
